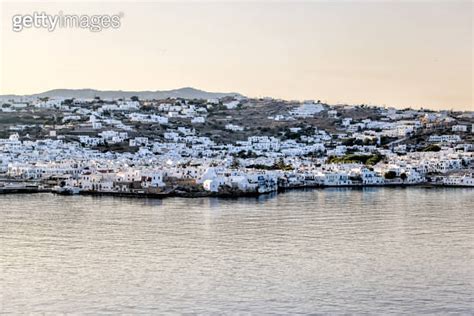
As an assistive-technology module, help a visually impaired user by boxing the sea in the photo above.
[1,188,473,314]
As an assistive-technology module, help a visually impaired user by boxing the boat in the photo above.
[54,186,81,195]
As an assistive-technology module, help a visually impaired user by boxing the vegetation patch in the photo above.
[421,144,441,152]
[327,153,384,166]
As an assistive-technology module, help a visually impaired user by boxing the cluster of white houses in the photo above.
[1,96,473,195]
[1,132,473,195]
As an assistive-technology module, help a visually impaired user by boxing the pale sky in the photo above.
[0,1,472,110]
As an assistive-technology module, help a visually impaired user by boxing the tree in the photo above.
[230,158,240,169]
[384,171,397,180]
[274,158,293,171]
[366,154,383,166]
[131,96,139,102]
[94,96,104,104]
[342,138,355,146]
[63,98,74,105]
[400,173,408,182]
[422,144,441,152]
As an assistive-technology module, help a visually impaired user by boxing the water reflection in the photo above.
[0,189,472,314]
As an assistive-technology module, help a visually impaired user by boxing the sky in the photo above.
[0,1,472,110]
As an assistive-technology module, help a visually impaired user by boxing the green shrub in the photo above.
[327,154,383,166]
[422,144,441,152]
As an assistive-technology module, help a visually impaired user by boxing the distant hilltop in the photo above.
[0,87,243,100]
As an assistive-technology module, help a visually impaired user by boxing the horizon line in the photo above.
[0,87,472,113]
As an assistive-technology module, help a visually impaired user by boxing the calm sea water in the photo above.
[1,188,473,314]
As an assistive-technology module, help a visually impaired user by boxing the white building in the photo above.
[290,102,324,118]
[225,124,244,132]
[452,125,468,132]
[428,135,461,143]
[191,117,205,124]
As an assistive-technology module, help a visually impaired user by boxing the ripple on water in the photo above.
[0,188,473,314]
